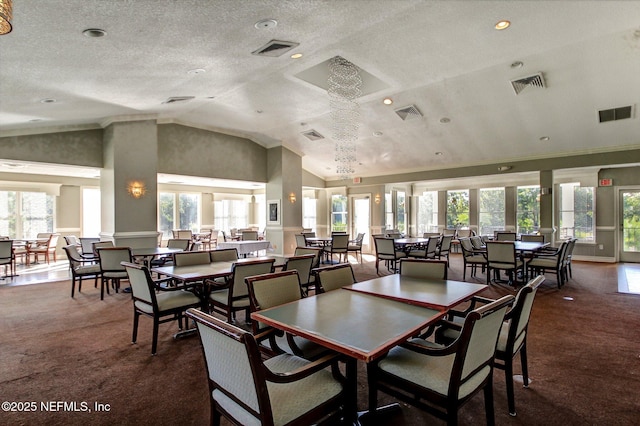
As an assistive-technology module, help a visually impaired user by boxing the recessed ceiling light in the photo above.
[256,110,263,114]
[511,61,524,69]
[383,98,393,105]
[187,68,206,75]
[290,53,303,59]
[82,28,106,38]
[40,98,56,103]
[539,136,550,141]
[254,19,277,29]
[498,165,512,171]
[435,152,443,156]
[495,20,510,30]
[29,119,42,122]
[373,131,383,137]
[439,117,450,124]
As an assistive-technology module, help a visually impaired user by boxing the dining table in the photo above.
[217,240,272,257]
[131,246,184,268]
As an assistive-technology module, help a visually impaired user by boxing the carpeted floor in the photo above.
[1,254,639,425]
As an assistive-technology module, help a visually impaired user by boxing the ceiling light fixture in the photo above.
[539,136,550,141]
[497,165,512,171]
[495,20,510,30]
[373,131,383,137]
[290,53,303,59]
[40,98,56,104]
[435,152,443,156]
[0,0,13,35]
[511,61,524,69]
[82,28,106,38]
[187,68,205,75]
[439,117,450,124]
[383,97,393,105]
[254,19,277,29]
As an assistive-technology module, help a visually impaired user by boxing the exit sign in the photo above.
[599,178,613,187]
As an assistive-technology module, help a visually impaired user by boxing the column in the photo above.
[538,170,555,243]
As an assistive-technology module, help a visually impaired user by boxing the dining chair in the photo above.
[209,258,275,323]
[62,244,101,297]
[185,308,347,426]
[398,259,448,280]
[435,235,453,267]
[295,234,308,248]
[496,232,517,241]
[486,241,525,286]
[209,248,239,263]
[327,234,349,264]
[520,234,545,243]
[435,276,545,417]
[367,294,514,425]
[0,240,15,280]
[123,262,201,355]
[282,254,315,296]
[241,230,258,241]
[28,233,60,264]
[92,240,114,257]
[347,232,365,263]
[173,251,210,267]
[79,237,100,260]
[459,237,487,281]
[150,239,191,267]
[564,238,577,280]
[470,235,486,250]
[313,263,356,293]
[373,237,407,275]
[246,270,329,360]
[97,246,132,300]
[526,240,570,288]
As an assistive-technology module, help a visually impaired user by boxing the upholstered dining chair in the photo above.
[313,263,356,293]
[209,258,275,323]
[185,308,347,426]
[526,240,570,289]
[367,295,514,426]
[209,248,239,263]
[241,230,258,241]
[295,234,308,248]
[246,270,329,360]
[0,240,15,280]
[28,233,60,264]
[435,276,545,417]
[282,254,315,296]
[373,237,407,274]
[459,237,487,281]
[435,235,453,266]
[486,241,525,286]
[398,258,448,280]
[347,232,365,263]
[327,233,349,264]
[123,262,201,355]
[496,232,517,241]
[520,234,545,243]
[173,250,210,267]
[97,246,132,300]
[63,244,101,297]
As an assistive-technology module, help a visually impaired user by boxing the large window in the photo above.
[331,194,348,232]
[0,191,54,239]
[417,191,438,234]
[479,187,505,236]
[559,183,594,241]
[517,186,540,234]
[159,192,201,238]
[396,191,406,233]
[447,190,469,229]
[214,199,248,234]
[302,196,317,231]
[385,193,393,229]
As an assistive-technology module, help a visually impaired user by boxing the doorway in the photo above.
[619,188,640,263]
[350,195,371,253]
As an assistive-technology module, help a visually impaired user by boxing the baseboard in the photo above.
[572,255,616,263]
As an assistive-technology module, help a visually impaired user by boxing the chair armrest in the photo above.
[264,353,343,383]
[446,295,497,319]
[399,339,458,356]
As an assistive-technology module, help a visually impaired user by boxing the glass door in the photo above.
[619,189,640,263]
[350,195,371,253]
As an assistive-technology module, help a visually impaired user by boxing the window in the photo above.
[82,187,101,237]
[159,192,201,238]
[517,186,540,234]
[479,187,505,236]
[331,194,348,232]
[559,183,594,241]
[0,190,54,239]
[396,191,406,233]
[417,191,438,234]
[447,190,469,228]
[302,196,317,230]
[254,194,266,232]
[384,193,393,229]
[214,199,248,233]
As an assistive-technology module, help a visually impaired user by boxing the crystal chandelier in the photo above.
[328,56,361,178]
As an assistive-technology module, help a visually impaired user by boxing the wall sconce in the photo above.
[288,192,297,203]
[374,193,381,205]
[127,181,146,199]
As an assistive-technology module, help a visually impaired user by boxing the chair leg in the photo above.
[151,317,159,355]
[132,311,140,344]
[505,357,516,416]
[521,343,530,388]
[484,379,496,426]
[71,277,77,298]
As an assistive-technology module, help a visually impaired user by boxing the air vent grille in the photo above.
[251,39,299,57]
[162,96,195,104]
[510,72,546,95]
[598,105,634,123]
[394,105,423,121]
[301,129,325,141]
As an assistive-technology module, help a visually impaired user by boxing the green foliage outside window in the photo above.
[623,192,640,252]
[517,186,540,234]
[447,190,469,228]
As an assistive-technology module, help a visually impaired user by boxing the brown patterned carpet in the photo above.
[1,254,639,425]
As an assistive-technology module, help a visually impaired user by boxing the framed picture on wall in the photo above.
[267,199,281,225]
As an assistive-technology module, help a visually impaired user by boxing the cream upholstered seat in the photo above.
[374,237,407,274]
[246,270,329,360]
[124,262,201,355]
[313,263,356,293]
[28,233,60,264]
[486,241,525,286]
[436,276,545,416]
[173,250,210,266]
[97,246,132,300]
[327,234,349,263]
[209,258,275,323]
[295,234,308,248]
[527,240,569,289]
[367,295,514,425]
[210,248,239,262]
[63,244,101,297]
[398,258,448,280]
[459,237,487,281]
[186,308,346,426]
[282,254,315,296]
[347,232,365,263]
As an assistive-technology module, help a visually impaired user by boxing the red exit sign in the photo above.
[599,178,613,187]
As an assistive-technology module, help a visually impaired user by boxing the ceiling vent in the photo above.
[510,72,546,95]
[394,105,423,121]
[301,129,325,141]
[162,96,195,104]
[251,39,299,57]
[598,105,634,123]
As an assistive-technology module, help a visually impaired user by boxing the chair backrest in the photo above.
[283,254,315,285]
[295,234,308,247]
[386,233,402,239]
[457,229,474,238]
[486,241,517,264]
[173,251,210,267]
[123,262,157,308]
[314,263,356,293]
[351,233,365,246]
[423,232,440,238]
[80,237,100,255]
[36,232,52,239]
[442,228,456,237]
[176,230,193,240]
[458,237,475,257]
[504,276,545,355]
[241,231,258,241]
[520,234,544,243]
[565,238,577,263]
[62,244,84,267]
[294,246,322,269]
[97,247,132,273]
[64,235,79,246]
[399,259,448,280]
[470,236,485,250]
[246,270,302,334]
[167,238,191,250]
[330,234,349,251]
[230,259,276,299]
[92,240,114,255]
[210,248,239,262]
[496,232,517,241]
[438,235,453,252]
[452,295,514,395]
[302,231,316,238]
[0,240,13,261]
[374,237,396,257]
[425,237,439,257]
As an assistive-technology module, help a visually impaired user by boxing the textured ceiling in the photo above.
[1,0,639,182]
